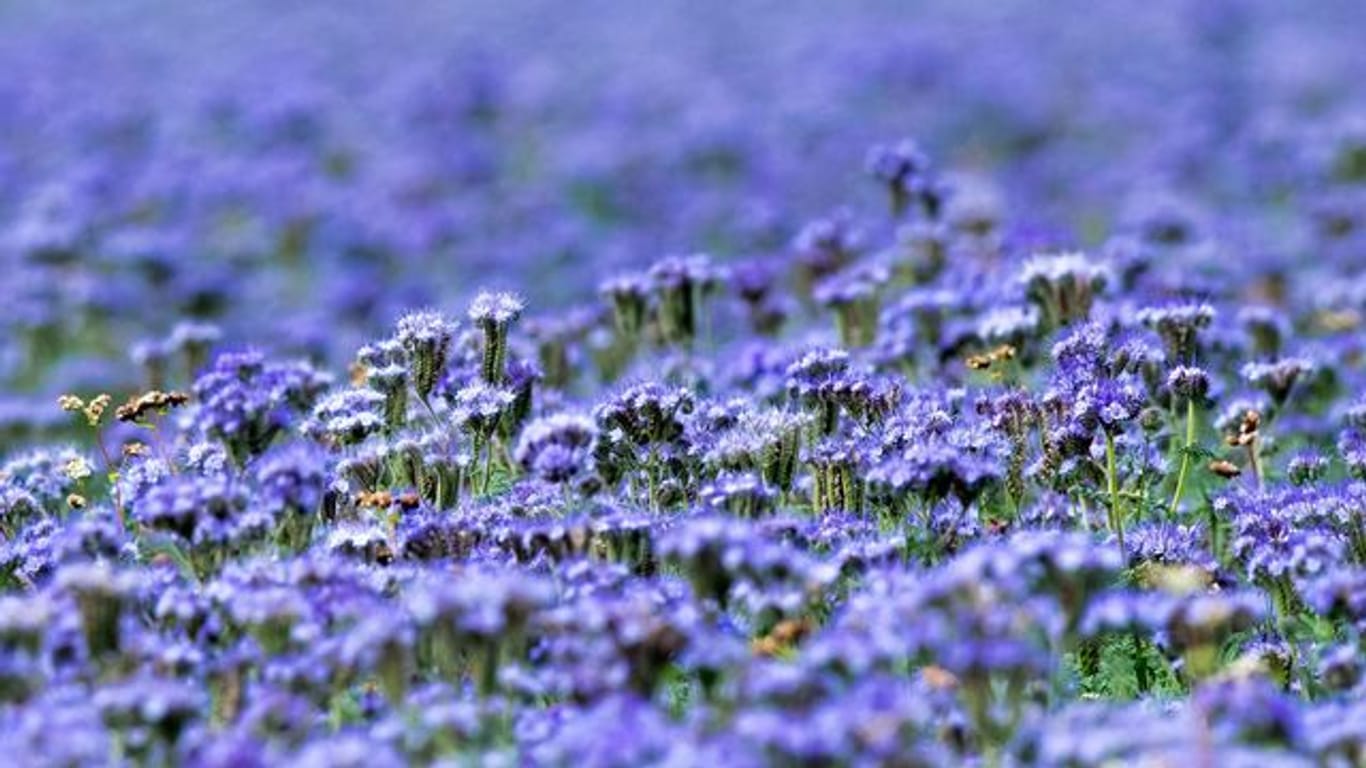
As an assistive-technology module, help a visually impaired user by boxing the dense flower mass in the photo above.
[2,0,1366,765]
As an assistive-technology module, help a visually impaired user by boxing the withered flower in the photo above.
[115,390,191,423]
[1208,459,1242,479]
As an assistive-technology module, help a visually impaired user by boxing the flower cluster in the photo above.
[3,4,1366,764]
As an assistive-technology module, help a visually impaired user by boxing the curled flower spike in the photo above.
[599,273,652,340]
[792,210,865,290]
[302,388,387,447]
[366,362,409,431]
[1287,451,1328,486]
[193,351,333,464]
[815,263,889,348]
[469,291,524,384]
[865,138,934,218]
[452,383,516,441]
[396,310,456,402]
[1021,252,1109,331]
[1166,365,1210,404]
[1138,302,1216,363]
[1241,357,1315,409]
[647,254,718,349]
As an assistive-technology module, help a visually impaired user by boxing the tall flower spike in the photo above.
[468,291,524,385]
[868,138,934,218]
[396,310,456,402]
[647,254,717,349]
[792,209,864,291]
[1137,302,1216,363]
[1241,357,1315,409]
[1020,252,1110,331]
[168,321,222,378]
[786,348,852,436]
[815,263,890,348]
[599,273,651,340]
[367,362,409,432]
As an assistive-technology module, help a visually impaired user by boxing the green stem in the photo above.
[481,439,494,495]
[1105,431,1125,553]
[94,426,126,530]
[1169,398,1196,519]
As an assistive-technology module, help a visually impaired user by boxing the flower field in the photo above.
[2,1,1366,765]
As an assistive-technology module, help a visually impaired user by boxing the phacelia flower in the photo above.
[396,310,456,402]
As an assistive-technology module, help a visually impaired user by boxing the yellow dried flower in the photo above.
[921,665,959,691]
[58,394,86,413]
[1208,459,1242,479]
[1148,564,1211,596]
[349,362,369,387]
[83,394,113,427]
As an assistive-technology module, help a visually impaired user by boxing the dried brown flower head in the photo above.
[116,390,191,423]
[1208,459,1242,479]
[356,490,394,509]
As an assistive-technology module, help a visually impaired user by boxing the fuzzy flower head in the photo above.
[1049,322,1109,391]
[865,138,930,189]
[977,304,1041,347]
[786,348,854,433]
[594,381,695,447]
[468,291,525,327]
[814,263,889,347]
[1287,451,1329,486]
[705,408,808,491]
[792,209,864,280]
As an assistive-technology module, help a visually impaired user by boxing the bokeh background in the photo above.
[2,0,1364,424]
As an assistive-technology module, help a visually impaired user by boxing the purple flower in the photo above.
[1167,365,1211,403]
[193,351,332,463]
[515,412,598,486]
[301,388,386,447]
[1138,301,1216,362]
[1241,357,1315,408]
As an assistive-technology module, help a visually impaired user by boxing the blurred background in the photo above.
[2,0,1364,421]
